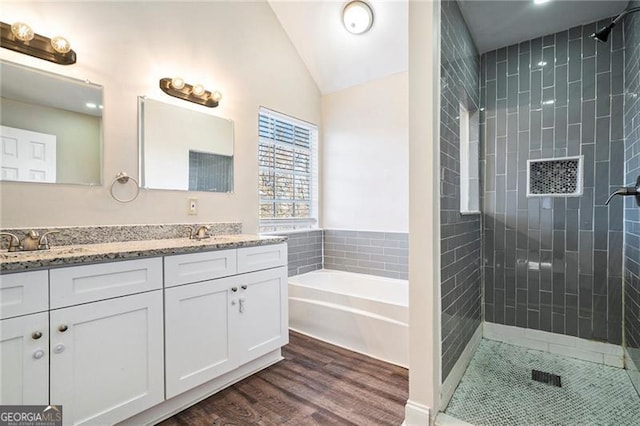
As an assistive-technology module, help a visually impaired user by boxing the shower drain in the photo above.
[531,369,562,387]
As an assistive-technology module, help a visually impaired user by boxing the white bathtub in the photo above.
[288,269,409,367]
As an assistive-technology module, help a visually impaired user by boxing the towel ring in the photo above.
[110,171,140,203]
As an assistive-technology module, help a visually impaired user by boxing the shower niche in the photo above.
[526,156,584,197]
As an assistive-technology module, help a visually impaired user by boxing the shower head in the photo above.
[590,24,614,43]
[590,6,640,43]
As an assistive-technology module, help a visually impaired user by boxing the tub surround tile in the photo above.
[279,230,323,277]
[0,234,285,272]
[0,222,242,248]
[323,230,408,280]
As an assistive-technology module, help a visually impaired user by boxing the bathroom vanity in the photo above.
[0,230,287,426]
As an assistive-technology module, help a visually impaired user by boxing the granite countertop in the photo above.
[0,234,287,272]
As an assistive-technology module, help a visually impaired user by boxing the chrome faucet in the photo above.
[0,232,20,252]
[188,225,210,240]
[0,230,60,252]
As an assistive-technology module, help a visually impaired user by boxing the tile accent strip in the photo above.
[323,229,408,280]
[280,230,323,277]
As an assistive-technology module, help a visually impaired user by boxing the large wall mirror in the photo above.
[0,60,103,185]
[138,97,234,193]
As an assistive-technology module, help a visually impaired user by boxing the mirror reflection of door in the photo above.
[0,125,57,183]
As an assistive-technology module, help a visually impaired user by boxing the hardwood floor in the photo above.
[159,331,409,425]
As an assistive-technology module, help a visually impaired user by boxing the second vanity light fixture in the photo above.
[342,1,374,35]
[0,21,76,65]
[159,77,222,108]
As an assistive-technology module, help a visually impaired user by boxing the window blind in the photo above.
[258,108,318,231]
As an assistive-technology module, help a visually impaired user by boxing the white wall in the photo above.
[321,72,409,232]
[0,1,321,232]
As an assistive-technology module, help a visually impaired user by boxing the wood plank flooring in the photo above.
[159,331,409,426]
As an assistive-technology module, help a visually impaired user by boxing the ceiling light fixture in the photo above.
[342,1,374,35]
[159,77,221,108]
[533,0,551,4]
[1,21,76,65]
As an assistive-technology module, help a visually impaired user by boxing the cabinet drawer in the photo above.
[0,271,48,320]
[237,243,287,274]
[50,258,163,308]
[164,249,237,288]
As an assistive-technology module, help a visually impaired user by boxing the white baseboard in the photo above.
[119,350,283,425]
[483,322,623,367]
[440,323,482,409]
[403,400,431,426]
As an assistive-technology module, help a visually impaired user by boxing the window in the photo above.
[258,107,318,232]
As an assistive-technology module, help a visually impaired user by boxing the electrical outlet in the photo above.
[188,198,198,215]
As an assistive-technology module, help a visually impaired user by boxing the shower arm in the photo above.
[605,176,640,206]
[611,7,640,25]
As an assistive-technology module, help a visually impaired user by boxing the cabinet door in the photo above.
[233,266,288,366]
[165,276,236,398]
[0,312,49,405]
[50,291,164,426]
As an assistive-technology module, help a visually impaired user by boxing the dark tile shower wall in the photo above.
[480,19,625,344]
[281,230,323,277]
[323,230,408,280]
[440,0,482,381]
[624,1,640,374]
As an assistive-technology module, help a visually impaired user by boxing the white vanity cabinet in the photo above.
[0,270,49,405]
[49,258,164,426]
[164,244,288,399]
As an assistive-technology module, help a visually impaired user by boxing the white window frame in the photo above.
[258,107,319,233]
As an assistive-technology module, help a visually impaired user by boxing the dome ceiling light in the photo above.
[342,1,374,35]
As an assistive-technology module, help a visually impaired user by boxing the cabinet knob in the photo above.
[231,300,237,305]
[231,287,238,292]
[32,349,45,360]
[241,285,247,290]
[58,324,68,332]
[53,344,65,354]
[31,331,43,340]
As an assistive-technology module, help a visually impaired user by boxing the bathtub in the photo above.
[288,269,409,367]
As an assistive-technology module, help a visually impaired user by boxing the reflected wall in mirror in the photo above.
[0,60,103,185]
[139,97,234,193]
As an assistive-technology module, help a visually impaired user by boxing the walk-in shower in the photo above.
[439,0,640,424]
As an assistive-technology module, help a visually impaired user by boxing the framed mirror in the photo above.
[0,60,103,185]
[138,97,234,193]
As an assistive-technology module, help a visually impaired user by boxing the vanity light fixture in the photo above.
[342,1,374,35]
[0,21,76,65]
[159,77,221,108]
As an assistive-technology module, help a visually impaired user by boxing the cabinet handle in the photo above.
[31,331,43,340]
[53,344,65,354]
[32,349,45,360]
[231,287,238,292]
[58,324,68,332]
[239,298,245,313]
[241,285,247,290]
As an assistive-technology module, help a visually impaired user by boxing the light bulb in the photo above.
[51,36,71,54]
[192,83,206,97]
[342,1,374,35]
[211,91,222,102]
[11,22,34,41]
[171,77,185,90]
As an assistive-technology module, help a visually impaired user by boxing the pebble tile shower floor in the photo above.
[444,339,640,425]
